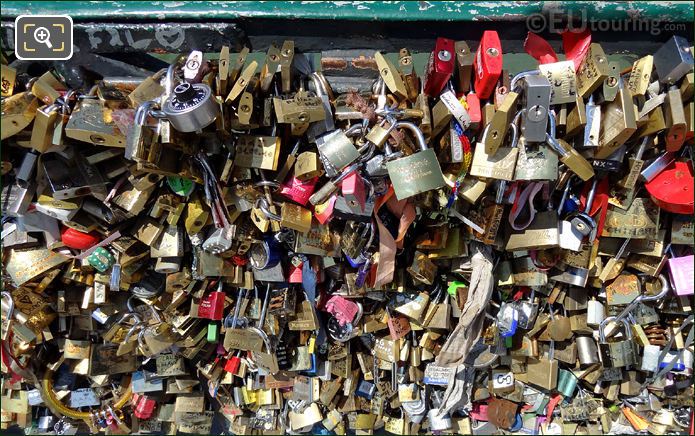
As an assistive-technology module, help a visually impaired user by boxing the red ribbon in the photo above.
[562,28,592,71]
[523,29,591,72]
[524,32,558,64]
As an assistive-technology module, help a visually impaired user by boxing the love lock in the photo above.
[160,56,219,133]
[566,177,599,241]
[401,389,427,424]
[385,121,445,200]
[326,299,363,343]
[598,317,638,368]
[246,325,281,374]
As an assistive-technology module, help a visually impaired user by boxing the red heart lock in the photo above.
[61,226,100,250]
[645,160,694,215]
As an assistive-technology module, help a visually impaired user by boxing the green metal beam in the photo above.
[1,1,693,22]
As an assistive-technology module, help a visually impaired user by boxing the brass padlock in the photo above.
[1,92,40,140]
[598,317,638,368]
[385,121,445,200]
[65,99,126,147]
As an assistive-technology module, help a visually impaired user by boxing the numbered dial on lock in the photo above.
[162,82,218,132]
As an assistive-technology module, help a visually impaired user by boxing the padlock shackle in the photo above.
[255,197,281,222]
[1,291,15,321]
[126,296,162,323]
[393,121,427,152]
[134,101,157,126]
[598,316,632,343]
[584,178,599,212]
[508,122,519,150]
[611,274,669,323]
[310,72,331,99]
[548,109,557,139]
[510,69,540,93]
[164,54,187,98]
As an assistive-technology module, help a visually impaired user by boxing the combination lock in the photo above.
[162,82,218,132]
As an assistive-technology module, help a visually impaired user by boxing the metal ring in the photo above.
[254,180,281,190]
[255,198,281,222]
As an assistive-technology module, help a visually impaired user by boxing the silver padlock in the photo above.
[162,82,218,133]
[640,151,675,183]
[653,35,694,85]
[641,343,662,373]
[202,225,235,254]
[520,74,551,142]
[567,177,598,242]
[576,335,600,366]
[427,408,453,432]
[598,317,637,368]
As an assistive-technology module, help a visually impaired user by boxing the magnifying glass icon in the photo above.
[33,27,53,49]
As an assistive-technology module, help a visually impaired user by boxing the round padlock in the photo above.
[248,237,281,270]
[161,82,218,132]
[167,176,195,197]
[87,247,115,273]
[645,160,694,215]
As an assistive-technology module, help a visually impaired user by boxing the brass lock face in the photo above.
[386,148,445,200]
[65,99,127,147]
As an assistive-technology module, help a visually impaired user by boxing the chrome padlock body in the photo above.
[567,212,594,238]
[640,343,662,373]
[385,121,445,200]
[162,82,218,132]
[598,317,638,368]
[576,335,600,366]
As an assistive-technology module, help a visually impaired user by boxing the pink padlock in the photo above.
[669,255,694,296]
[280,176,318,206]
[313,195,337,225]
[288,257,304,283]
[325,295,359,326]
[341,172,366,213]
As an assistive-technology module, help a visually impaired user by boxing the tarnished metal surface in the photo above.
[0,1,692,22]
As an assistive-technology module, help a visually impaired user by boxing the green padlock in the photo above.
[167,176,195,197]
[87,247,115,273]
[207,322,219,343]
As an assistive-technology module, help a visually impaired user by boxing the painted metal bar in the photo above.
[1,1,693,22]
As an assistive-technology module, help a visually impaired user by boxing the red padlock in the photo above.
[645,160,694,215]
[61,226,100,250]
[288,255,304,283]
[280,176,318,206]
[313,195,337,225]
[132,394,157,420]
[423,37,455,97]
[473,31,503,99]
[198,290,226,320]
[224,352,242,374]
[341,172,366,212]
[465,92,482,131]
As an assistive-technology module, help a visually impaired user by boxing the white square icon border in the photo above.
[14,14,74,61]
